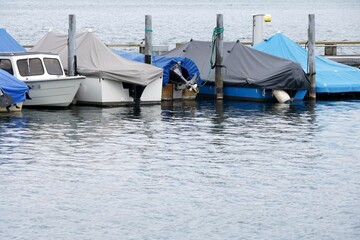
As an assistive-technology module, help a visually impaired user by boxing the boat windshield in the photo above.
[17,58,44,77]
[44,58,63,75]
[0,59,13,75]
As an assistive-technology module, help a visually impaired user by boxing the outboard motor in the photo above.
[169,63,198,92]
[123,82,145,107]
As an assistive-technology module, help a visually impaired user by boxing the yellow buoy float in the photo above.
[264,14,272,22]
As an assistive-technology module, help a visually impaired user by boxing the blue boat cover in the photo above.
[0,28,26,52]
[253,32,360,93]
[113,49,201,86]
[0,69,29,103]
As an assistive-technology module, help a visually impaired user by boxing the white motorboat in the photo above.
[31,31,163,106]
[75,75,162,106]
[0,52,84,107]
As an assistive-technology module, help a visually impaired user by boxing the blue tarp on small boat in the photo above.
[112,49,201,86]
[0,69,29,104]
[0,28,26,52]
[253,32,360,93]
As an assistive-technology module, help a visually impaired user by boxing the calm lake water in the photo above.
[1,0,360,239]
[2,0,360,53]
[1,100,360,239]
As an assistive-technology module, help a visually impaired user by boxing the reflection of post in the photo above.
[308,100,317,124]
[144,15,152,65]
[68,14,76,76]
[308,14,316,100]
[215,14,224,100]
[214,100,224,125]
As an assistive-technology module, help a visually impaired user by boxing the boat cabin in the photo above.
[0,52,66,81]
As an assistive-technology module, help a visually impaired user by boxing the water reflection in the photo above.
[189,99,319,127]
[159,99,322,167]
[0,100,321,156]
[161,100,198,120]
[0,99,351,167]
[1,100,360,240]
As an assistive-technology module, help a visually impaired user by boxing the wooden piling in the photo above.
[215,14,224,100]
[68,14,76,76]
[308,14,316,100]
[144,15,152,65]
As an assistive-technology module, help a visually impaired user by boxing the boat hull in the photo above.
[162,84,198,101]
[0,102,23,113]
[75,77,162,106]
[24,76,83,107]
[199,84,308,102]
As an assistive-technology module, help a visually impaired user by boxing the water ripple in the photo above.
[1,100,360,239]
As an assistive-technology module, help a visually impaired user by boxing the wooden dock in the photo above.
[324,55,360,67]
[297,41,360,67]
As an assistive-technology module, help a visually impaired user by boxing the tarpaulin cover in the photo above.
[0,69,29,103]
[30,31,163,86]
[0,28,26,52]
[163,40,310,90]
[253,32,360,93]
[113,49,201,86]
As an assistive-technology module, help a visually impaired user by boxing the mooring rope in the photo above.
[202,26,224,86]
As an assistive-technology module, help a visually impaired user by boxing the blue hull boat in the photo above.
[199,84,308,102]
[163,40,310,103]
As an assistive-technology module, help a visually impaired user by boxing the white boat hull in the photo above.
[75,77,162,106]
[24,76,83,107]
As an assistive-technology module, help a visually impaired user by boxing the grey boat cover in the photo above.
[164,40,310,90]
[30,31,163,86]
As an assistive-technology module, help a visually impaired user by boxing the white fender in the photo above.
[273,89,291,103]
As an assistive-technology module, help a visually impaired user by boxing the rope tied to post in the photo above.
[213,27,224,36]
[210,27,224,67]
[307,72,316,76]
[202,27,225,86]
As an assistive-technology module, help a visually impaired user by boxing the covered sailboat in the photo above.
[253,32,360,98]
[0,28,26,52]
[163,40,310,102]
[31,31,163,106]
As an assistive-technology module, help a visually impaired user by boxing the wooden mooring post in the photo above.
[68,14,76,76]
[132,15,153,107]
[215,14,224,100]
[144,15,152,65]
[308,14,316,100]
